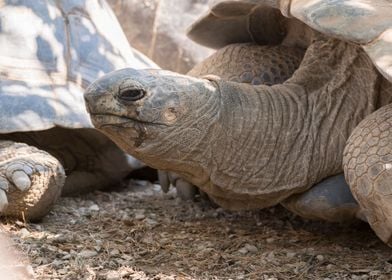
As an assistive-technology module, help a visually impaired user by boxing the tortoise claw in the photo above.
[158,170,171,193]
[0,189,8,212]
[158,171,198,200]
[175,179,197,200]
[6,164,33,192]
[10,171,31,192]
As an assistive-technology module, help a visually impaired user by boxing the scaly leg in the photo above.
[0,141,65,221]
[344,103,392,245]
[281,174,360,222]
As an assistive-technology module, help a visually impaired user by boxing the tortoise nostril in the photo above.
[118,89,146,102]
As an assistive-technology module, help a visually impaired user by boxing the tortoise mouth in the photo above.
[90,113,138,129]
[90,113,169,130]
[89,114,148,148]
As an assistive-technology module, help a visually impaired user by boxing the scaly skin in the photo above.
[85,38,390,211]
[344,94,392,244]
[188,43,304,85]
[0,141,65,221]
[0,127,137,221]
[2,127,137,195]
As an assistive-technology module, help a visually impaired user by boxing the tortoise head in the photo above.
[84,68,221,169]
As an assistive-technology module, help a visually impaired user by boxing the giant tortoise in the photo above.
[0,0,157,221]
[85,0,392,245]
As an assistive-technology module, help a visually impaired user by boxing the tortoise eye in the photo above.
[118,88,146,102]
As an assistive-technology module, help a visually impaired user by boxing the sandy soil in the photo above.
[1,180,392,280]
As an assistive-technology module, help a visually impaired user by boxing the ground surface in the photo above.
[1,180,392,280]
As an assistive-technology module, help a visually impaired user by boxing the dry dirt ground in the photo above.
[1,179,392,280]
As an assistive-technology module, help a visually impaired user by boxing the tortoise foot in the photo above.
[158,171,199,200]
[0,141,65,221]
[281,174,359,222]
[344,103,392,245]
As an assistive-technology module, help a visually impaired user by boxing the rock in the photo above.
[47,233,67,243]
[106,270,121,280]
[238,247,248,254]
[244,244,258,253]
[19,228,30,239]
[369,271,381,277]
[266,238,274,244]
[316,255,325,262]
[110,249,120,256]
[89,204,100,211]
[62,254,71,260]
[135,214,146,220]
[286,252,296,258]
[52,260,63,267]
[326,264,335,270]
[306,247,315,256]
[94,245,102,252]
[78,249,98,258]
[58,268,69,275]
[31,224,42,231]
[36,257,48,265]
[267,252,275,261]
[145,218,158,226]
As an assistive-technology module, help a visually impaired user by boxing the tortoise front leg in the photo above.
[0,140,65,221]
[281,174,360,222]
[344,103,392,245]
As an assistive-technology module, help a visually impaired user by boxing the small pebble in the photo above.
[306,247,315,256]
[89,204,100,211]
[267,251,275,260]
[316,255,324,262]
[369,271,381,276]
[238,247,248,254]
[62,254,71,260]
[286,252,296,258]
[266,238,274,244]
[145,218,158,226]
[58,268,68,274]
[106,270,121,280]
[47,233,67,243]
[110,249,120,256]
[244,244,258,253]
[78,249,97,258]
[326,264,335,270]
[52,260,63,267]
[35,257,48,265]
[19,228,30,239]
[135,214,146,220]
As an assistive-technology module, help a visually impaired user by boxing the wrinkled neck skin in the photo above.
[210,39,390,209]
[107,39,388,210]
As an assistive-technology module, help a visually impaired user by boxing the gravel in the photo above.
[1,179,392,279]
